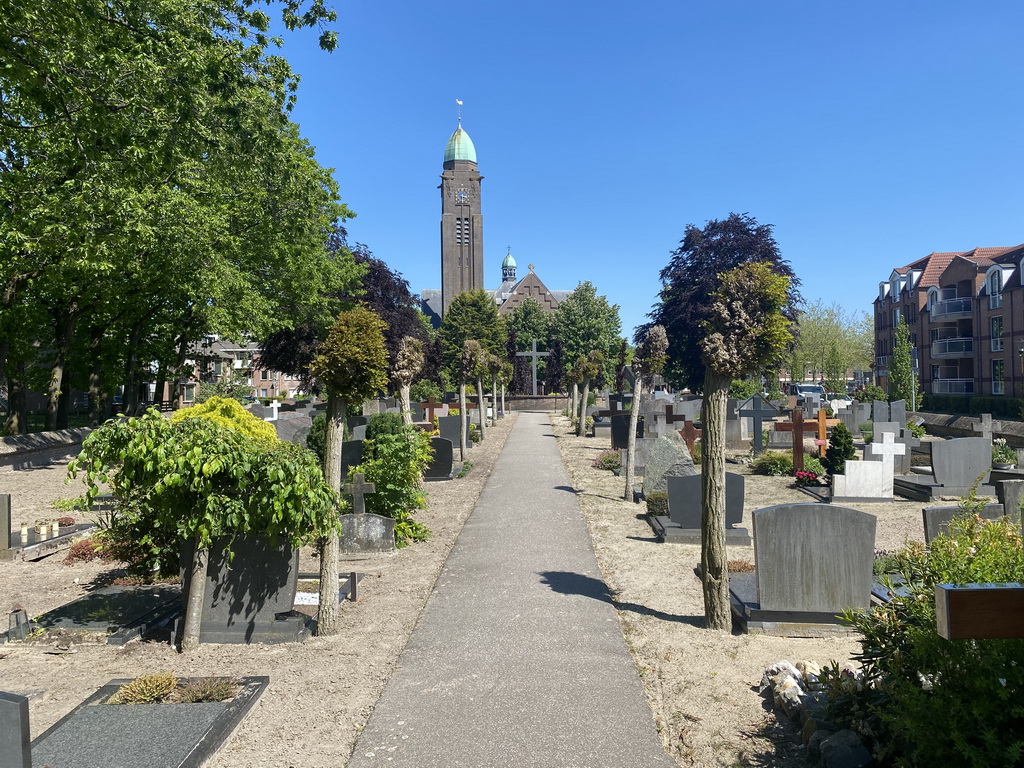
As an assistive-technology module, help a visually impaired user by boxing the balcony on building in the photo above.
[930,337,974,359]
[932,378,975,395]
[929,291,973,321]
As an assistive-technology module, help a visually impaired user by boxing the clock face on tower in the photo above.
[455,187,469,205]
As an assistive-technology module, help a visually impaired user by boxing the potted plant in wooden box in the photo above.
[68,399,339,651]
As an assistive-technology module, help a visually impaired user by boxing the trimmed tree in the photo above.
[393,335,425,426]
[308,307,389,635]
[625,325,667,501]
[650,213,799,630]
[577,350,605,437]
[459,341,482,458]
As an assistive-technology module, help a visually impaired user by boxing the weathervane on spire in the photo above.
[456,99,463,123]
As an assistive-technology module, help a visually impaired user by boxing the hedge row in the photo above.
[920,394,1024,418]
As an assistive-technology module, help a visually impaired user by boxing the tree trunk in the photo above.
[624,382,643,501]
[577,378,591,437]
[399,383,413,426]
[458,380,468,460]
[4,361,26,434]
[46,310,77,430]
[123,320,142,415]
[701,370,732,630]
[316,393,346,636]
[87,325,103,427]
[179,532,208,652]
[476,375,486,441]
[491,375,498,424]
[501,383,506,416]
[570,382,578,420]
[170,334,190,411]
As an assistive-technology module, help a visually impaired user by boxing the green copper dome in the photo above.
[502,250,516,268]
[444,125,477,163]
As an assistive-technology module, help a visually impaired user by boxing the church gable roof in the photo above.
[497,271,560,315]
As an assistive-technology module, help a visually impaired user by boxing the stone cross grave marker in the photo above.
[343,473,376,515]
[738,395,779,455]
[973,413,1000,440]
[0,691,31,768]
[516,339,549,396]
[868,431,906,475]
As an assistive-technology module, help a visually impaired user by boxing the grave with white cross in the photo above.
[832,430,904,503]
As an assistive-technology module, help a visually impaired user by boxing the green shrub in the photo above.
[729,378,760,400]
[108,673,178,705]
[409,380,442,404]
[171,396,279,443]
[750,451,793,476]
[823,423,857,476]
[307,412,326,462]
[366,412,406,440]
[853,384,886,403]
[592,449,621,471]
[645,492,668,517]
[803,455,825,476]
[355,426,432,546]
[830,514,1024,766]
[174,678,239,703]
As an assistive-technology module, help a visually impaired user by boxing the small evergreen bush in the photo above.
[174,678,239,703]
[107,673,178,704]
[592,450,621,471]
[823,423,857,476]
[366,411,406,440]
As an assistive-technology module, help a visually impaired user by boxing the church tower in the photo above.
[440,122,484,315]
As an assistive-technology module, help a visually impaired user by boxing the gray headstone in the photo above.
[350,424,367,441]
[997,480,1024,520]
[725,398,740,421]
[1,494,11,550]
[889,399,907,428]
[673,399,702,422]
[854,402,872,429]
[641,438,697,498]
[179,535,300,643]
[341,440,365,477]
[0,691,31,768]
[872,400,889,423]
[346,415,368,432]
[932,437,991,488]
[621,437,660,475]
[837,406,858,434]
[667,473,744,529]
[411,403,426,422]
[246,402,269,420]
[437,415,463,448]
[895,427,920,475]
[273,415,312,447]
[753,503,876,613]
[922,504,1007,544]
[340,513,396,553]
[425,437,455,480]
[362,399,383,416]
[611,413,644,450]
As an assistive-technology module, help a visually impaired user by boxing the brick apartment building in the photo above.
[874,244,1024,399]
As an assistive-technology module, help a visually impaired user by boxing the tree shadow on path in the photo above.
[538,570,704,627]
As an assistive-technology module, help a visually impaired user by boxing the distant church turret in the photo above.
[439,121,484,315]
[502,248,517,282]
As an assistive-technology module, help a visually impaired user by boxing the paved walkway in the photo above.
[347,412,676,768]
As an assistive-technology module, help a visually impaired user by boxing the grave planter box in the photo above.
[30,676,268,768]
[177,534,311,645]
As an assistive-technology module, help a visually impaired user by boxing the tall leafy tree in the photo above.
[440,290,506,381]
[888,316,921,407]
[551,282,621,383]
[650,214,799,629]
[309,307,389,635]
[507,298,551,350]
[544,339,566,395]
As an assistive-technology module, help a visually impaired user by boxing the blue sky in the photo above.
[276,1,1024,337]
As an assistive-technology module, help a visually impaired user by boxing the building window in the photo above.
[993,359,1005,395]
[991,316,1004,352]
[931,365,940,381]
[261,370,270,380]
[988,270,1003,309]
[182,383,197,403]
[892,308,900,326]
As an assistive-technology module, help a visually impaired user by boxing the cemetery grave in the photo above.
[649,472,750,545]
[1,492,98,562]
[20,676,268,768]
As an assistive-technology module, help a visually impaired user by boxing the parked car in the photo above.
[788,384,826,399]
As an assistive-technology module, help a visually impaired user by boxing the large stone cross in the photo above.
[516,339,550,396]
[869,431,906,474]
[738,395,778,455]
[343,473,376,515]
[973,413,1001,440]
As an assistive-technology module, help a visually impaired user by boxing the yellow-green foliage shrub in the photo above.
[172,396,279,443]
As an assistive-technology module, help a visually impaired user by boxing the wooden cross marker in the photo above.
[419,396,444,422]
[680,417,702,456]
[738,395,778,455]
[665,404,689,425]
[973,413,1000,441]
[775,409,819,471]
[343,473,376,515]
[516,339,550,396]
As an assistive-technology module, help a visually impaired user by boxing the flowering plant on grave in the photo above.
[992,438,1016,464]
[793,469,819,486]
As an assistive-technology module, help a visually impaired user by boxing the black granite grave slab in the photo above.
[424,437,455,481]
[922,503,1007,544]
[21,585,182,646]
[728,572,856,637]
[0,691,30,768]
[341,439,365,477]
[650,473,750,544]
[437,415,464,450]
[31,677,267,768]
[611,413,644,450]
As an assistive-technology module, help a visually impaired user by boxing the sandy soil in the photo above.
[0,413,967,767]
